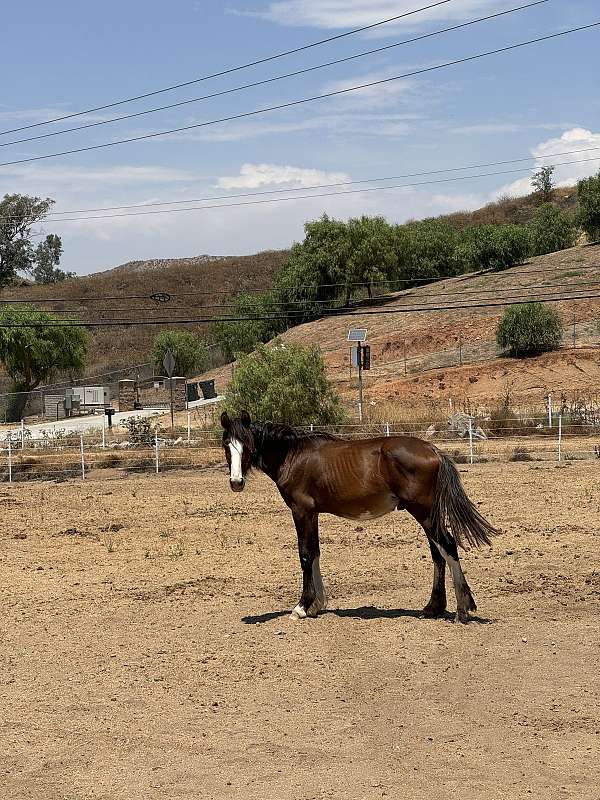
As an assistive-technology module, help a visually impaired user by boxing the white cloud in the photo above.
[320,70,416,109]
[216,162,351,189]
[450,121,579,136]
[451,123,523,135]
[496,127,600,198]
[244,0,515,31]
[157,111,420,145]
[0,163,201,186]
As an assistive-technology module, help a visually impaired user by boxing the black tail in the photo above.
[431,451,499,549]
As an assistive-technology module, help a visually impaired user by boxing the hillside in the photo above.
[0,184,591,405]
[0,249,288,385]
[199,242,600,415]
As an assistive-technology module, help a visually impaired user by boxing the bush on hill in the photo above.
[496,302,563,357]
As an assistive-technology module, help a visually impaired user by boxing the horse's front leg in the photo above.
[290,509,327,620]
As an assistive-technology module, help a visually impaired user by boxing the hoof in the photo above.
[421,604,447,619]
[455,610,470,625]
[291,604,307,620]
[307,595,328,618]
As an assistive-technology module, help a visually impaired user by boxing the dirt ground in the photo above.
[1,461,599,800]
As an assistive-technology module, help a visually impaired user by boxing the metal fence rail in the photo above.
[1,414,599,484]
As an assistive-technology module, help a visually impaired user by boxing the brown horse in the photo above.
[221,411,499,623]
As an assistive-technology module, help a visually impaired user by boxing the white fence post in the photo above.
[154,431,160,474]
[558,414,562,462]
[21,419,25,450]
[101,423,106,449]
[187,411,191,443]
[548,394,552,428]
[80,434,86,480]
[7,438,12,484]
[468,417,474,465]
[385,422,390,437]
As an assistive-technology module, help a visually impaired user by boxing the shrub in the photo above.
[224,341,345,425]
[529,203,576,255]
[123,417,156,445]
[496,302,563,357]
[577,170,600,242]
[510,446,533,462]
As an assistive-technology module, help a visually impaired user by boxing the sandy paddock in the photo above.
[1,461,599,799]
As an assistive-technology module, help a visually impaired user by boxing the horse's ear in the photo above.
[220,411,231,430]
[240,410,251,428]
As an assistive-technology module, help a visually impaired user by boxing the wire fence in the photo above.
[1,413,599,484]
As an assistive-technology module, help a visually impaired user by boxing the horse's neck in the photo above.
[253,425,295,482]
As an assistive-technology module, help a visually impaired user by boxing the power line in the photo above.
[7,155,600,226]
[2,263,600,306]
[16,144,600,221]
[2,289,600,327]
[1,21,598,169]
[5,277,600,317]
[0,1,549,149]
[0,0,453,137]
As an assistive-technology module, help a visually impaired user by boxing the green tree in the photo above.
[151,330,208,377]
[215,291,284,361]
[275,214,350,323]
[496,302,563,357]
[528,203,576,256]
[224,342,345,425]
[31,234,75,284]
[455,224,531,272]
[400,219,461,281]
[577,170,600,242]
[0,194,57,288]
[531,166,555,204]
[344,216,397,303]
[0,305,88,420]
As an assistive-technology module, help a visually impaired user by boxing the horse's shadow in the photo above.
[241,606,493,625]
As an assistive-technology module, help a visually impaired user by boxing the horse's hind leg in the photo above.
[409,505,475,623]
[290,509,327,620]
[422,536,447,618]
[434,537,477,624]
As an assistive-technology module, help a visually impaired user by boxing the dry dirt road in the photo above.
[1,461,599,799]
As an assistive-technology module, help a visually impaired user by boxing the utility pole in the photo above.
[357,341,364,423]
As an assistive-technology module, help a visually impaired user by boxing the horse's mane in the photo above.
[253,421,339,445]
[228,419,338,452]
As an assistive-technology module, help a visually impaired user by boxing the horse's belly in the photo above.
[323,492,399,521]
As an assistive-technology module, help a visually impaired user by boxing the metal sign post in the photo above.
[163,350,176,429]
[348,329,368,423]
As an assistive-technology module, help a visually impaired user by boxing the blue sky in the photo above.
[1,0,599,274]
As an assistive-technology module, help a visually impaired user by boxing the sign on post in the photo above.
[163,350,176,429]
[163,350,176,378]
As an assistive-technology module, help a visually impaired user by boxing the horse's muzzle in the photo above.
[230,478,245,492]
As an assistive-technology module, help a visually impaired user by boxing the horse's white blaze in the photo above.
[229,438,243,482]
